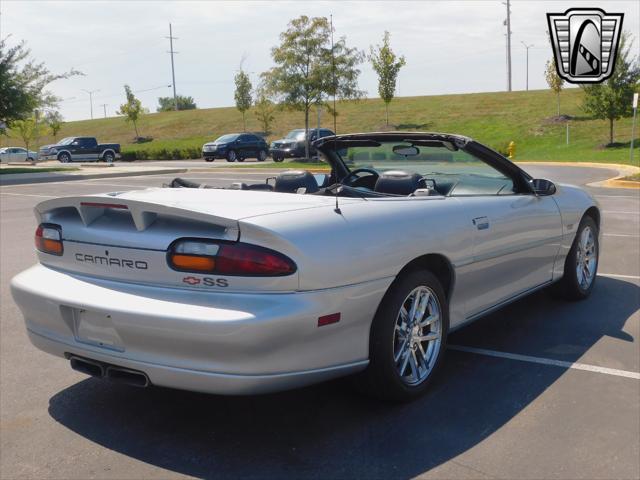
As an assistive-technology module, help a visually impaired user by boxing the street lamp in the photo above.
[521,42,534,91]
[81,89,100,120]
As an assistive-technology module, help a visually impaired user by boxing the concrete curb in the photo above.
[516,161,640,190]
[0,168,188,186]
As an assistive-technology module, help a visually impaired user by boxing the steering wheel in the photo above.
[342,168,379,188]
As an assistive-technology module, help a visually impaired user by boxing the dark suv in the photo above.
[202,133,269,162]
[269,128,334,162]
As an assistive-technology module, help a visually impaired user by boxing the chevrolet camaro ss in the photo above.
[10,132,600,401]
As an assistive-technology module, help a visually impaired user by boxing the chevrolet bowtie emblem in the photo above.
[547,8,623,84]
[182,276,201,285]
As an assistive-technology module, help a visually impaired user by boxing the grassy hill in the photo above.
[5,88,638,165]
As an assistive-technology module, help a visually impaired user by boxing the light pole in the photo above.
[100,104,108,118]
[521,42,534,91]
[81,89,100,120]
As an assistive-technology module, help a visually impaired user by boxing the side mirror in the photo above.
[531,178,556,196]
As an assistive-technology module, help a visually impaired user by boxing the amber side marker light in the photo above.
[35,224,63,256]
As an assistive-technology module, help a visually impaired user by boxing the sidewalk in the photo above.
[0,164,187,186]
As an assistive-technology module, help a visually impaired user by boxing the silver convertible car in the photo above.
[11,132,600,401]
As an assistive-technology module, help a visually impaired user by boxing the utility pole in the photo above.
[330,14,337,133]
[100,104,108,118]
[521,42,533,90]
[503,0,512,91]
[81,89,100,120]
[166,23,178,111]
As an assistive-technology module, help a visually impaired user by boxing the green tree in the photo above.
[369,31,406,125]
[253,87,276,135]
[117,85,145,137]
[0,37,81,127]
[157,95,197,112]
[234,70,253,131]
[582,33,640,145]
[12,116,43,156]
[544,58,564,116]
[262,15,364,158]
[44,110,63,140]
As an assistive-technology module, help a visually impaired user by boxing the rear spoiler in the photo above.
[35,194,240,240]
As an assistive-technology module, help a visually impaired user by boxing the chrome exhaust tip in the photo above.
[69,356,105,378]
[105,366,150,387]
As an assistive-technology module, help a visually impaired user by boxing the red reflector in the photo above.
[80,202,128,209]
[318,313,341,327]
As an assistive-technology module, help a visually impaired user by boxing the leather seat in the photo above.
[374,171,425,195]
[274,170,319,193]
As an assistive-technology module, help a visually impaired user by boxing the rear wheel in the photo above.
[357,270,448,402]
[226,150,237,162]
[58,152,71,163]
[103,152,115,163]
[552,216,599,300]
[257,149,267,162]
[205,158,214,162]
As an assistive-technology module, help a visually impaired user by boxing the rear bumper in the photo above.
[11,265,389,394]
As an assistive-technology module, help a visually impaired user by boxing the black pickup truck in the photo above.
[39,137,121,163]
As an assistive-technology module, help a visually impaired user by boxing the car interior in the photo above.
[169,138,523,198]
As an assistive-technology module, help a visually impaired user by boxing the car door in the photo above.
[449,169,563,318]
[238,135,255,158]
[13,148,28,161]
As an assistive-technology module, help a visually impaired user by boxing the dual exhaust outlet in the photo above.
[69,355,150,387]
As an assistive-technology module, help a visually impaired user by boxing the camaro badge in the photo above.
[546,8,623,84]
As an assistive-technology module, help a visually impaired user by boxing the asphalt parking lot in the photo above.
[0,164,638,479]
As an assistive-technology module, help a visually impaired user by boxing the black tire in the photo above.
[58,152,71,163]
[273,155,284,163]
[226,150,237,162]
[27,157,34,162]
[237,157,245,162]
[103,152,115,163]
[552,215,599,301]
[357,270,449,402]
[257,149,267,162]
[205,158,214,162]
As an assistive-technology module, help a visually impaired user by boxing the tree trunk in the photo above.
[242,111,246,132]
[385,102,389,126]
[556,92,560,116]
[609,118,614,145]
[304,108,310,159]
[133,121,139,138]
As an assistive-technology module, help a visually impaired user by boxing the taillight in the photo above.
[35,223,63,256]
[168,239,296,276]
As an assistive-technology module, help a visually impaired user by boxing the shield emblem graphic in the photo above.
[547,8,623,84]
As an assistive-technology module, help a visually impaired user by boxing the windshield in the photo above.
[285,130,305,140]
[215,134,239,143]
[57,137,75,145]
[336,140,515,196]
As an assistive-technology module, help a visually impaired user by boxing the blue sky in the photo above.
[2,0,638,121]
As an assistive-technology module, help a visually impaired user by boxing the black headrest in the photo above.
[274,170,319,193]
[374,171,424,195]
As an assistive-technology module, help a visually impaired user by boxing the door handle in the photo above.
[472,216,490,230]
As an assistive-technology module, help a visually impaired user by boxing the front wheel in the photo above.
[58,152,71,163]
[257,150,267,162]
[357,270,449,402]
[273,155,284,163]
[27,157,34,162]
[552,216,599,300]
[226,150,237,162]
[205,158,214,162]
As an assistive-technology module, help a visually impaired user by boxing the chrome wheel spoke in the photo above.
[417,332,440,342]
[409,350,420,382]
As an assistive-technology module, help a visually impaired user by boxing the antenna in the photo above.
[330,14,341,215]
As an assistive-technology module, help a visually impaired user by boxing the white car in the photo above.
[10,132,600,401]
[0,147,38,162]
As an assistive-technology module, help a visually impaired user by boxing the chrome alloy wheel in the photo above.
[393,286,442,386]
[576,225,597,290]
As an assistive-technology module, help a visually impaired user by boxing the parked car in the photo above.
[0,147,38,162]
[11,132,600,402]
[39,137,121,163]
[202,133,269,162]
[270,128,335,161]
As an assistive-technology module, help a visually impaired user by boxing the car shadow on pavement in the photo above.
[48,277,637,479]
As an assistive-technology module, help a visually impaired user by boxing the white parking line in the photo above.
[602,211,640,215]
[598,273,640,280]
[603,233,640,238]
[448,345,640,380]
[595,195,640,199]
[0,192,56,198]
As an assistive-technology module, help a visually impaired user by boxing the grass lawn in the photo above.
[0,167,79,175]
[4,88,637,165]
